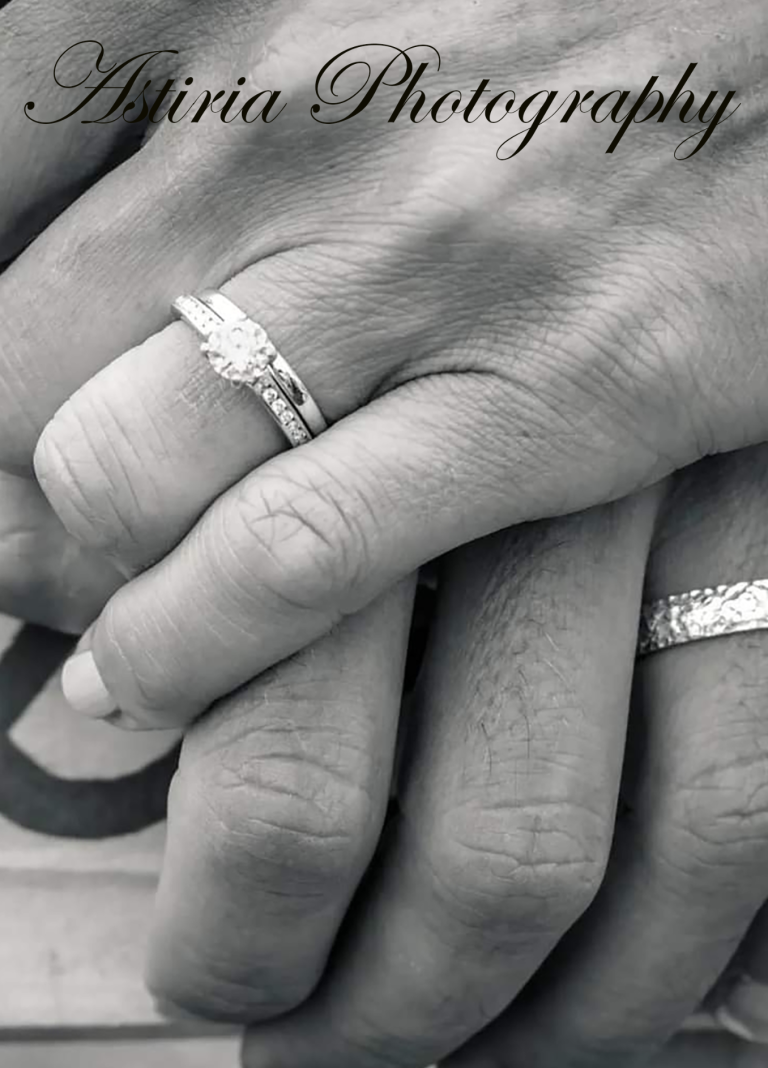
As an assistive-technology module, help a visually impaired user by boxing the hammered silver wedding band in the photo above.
[638,581,768,657]
[172,290,327,447]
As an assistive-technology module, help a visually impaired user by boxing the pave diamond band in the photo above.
[171,291,327,447]
[638,581,768,657]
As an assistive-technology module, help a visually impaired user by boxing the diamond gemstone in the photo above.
[204,320,273,383]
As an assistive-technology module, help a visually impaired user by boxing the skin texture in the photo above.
[1,1,768,1064]
[16,1,768,726]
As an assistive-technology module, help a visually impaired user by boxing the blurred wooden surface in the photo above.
[0,1037,240,1067]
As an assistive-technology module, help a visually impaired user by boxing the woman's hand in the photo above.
[0,0,761,725]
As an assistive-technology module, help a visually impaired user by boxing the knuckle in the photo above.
[149,704,380,1021]
[228,464,371,615]
[34,396,143,560]
[428,801,608,941]
[184,721,378,895]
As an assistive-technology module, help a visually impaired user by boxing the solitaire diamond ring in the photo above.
[172,290,327,447]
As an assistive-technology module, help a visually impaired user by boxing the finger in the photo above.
[717,904,768,1044]
[0,470,122,632]
[38,349,673,729]
[448,445,768,1068]
[32,264,358,573]
[145,577,414,1021]
[239,491,658,1068]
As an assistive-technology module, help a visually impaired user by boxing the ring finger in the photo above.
[32,263,363,576]
[446,445,768,1068]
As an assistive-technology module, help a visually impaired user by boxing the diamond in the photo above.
[261,386,278,403]
[279,410,295,426]
[203,320,273,383]
[272,398,288,415]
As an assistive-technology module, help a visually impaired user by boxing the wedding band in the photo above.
[638,580,768,657]
[171,291,328,447]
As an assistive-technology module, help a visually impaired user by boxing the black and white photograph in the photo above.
[0,3,766,1065]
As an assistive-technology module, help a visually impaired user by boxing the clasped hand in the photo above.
[2,1,768,1065]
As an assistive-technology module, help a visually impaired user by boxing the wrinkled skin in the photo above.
[2,1,768,1065]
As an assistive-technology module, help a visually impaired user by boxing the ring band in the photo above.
[171,291,327,447]
[638,580,768,657]
[172,293,313,446]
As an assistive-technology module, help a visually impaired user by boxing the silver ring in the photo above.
[638,580,768,657]
[171,291,327,447]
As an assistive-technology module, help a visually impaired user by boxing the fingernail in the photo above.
[61,650,117,719]
[717,975,768,1043]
